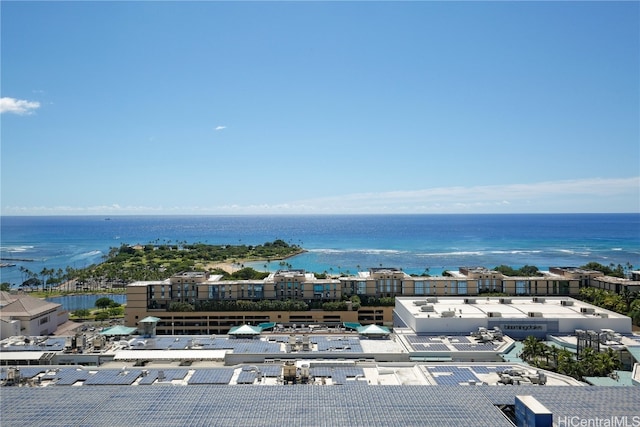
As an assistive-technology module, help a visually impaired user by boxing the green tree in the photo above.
[0,283,10,291]
[621,287,639,312]
[108,306,124,317]
[73,308,91,318]
[519,265,540,276]
[521,336,544,363]
[168,302,194,312]
[94,311,109,321]
[95,297,114,310]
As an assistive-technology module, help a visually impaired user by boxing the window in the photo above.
[457,281,467,295]
[208,285,219,299]
[516,280,528,295]
[414,281,424,295]
[357,281,366,295]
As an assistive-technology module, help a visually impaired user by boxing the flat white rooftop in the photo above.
[394,297,632,336]
[396,296,626,320]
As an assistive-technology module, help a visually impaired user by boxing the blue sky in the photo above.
[1,1,638,215]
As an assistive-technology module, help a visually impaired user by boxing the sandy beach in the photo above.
[202,261,242,274]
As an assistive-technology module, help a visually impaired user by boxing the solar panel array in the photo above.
[187,368,234,385]
[254,365,281,377]
[405,334,503,352]
[471,366,511,375]
[310,366,364,378]
[138,369,188,385]
[84,370,142,385]
[343,378,369,386]
[0,367,46,380]
[129,335,375,353]
[236,371,257,384]
[451,343,501,351]
[312,336,363,352]
[53,368,90,385]
[412,343,450,351]
[482,387,640,422]
[16,385,640,427]
[231,341,282,353]
[425,366,481,385]
[406,335,445,344]
[449,336,472,343]
[406,335,453,352]
[130,337,284,353]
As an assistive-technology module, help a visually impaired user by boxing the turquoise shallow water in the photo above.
[2,214,639,286]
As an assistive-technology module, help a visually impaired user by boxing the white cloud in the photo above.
[287,177,640,214]
[0,97,41,115]
[2,177,638,215]
[215,125,226,131]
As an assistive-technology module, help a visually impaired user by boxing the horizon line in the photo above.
[2,212,638,217]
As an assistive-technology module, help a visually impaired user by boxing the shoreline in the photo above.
[203,249,307,274]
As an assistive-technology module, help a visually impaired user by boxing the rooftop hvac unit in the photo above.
[561,300,574,306]
[464,298,476,304]
[420,305,435,312]
[426,297,438,303]
[580,307,595,314]
[499,298,512,304]
[599,313,609,318]
[440,310,456,318]
[528,312,543,318]
[413,300,427,306]
[532,297,545,303]
[487,312,502,318]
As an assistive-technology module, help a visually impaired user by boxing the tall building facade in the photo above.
[123,265,640,335]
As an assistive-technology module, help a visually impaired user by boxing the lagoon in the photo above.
[46,294,127,311]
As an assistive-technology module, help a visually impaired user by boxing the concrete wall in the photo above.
[0,319,20,340]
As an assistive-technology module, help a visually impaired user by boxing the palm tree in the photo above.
[521,336,542,363]
[598,348,621,376]
[621,287,639,312]
[557,348,574,376]
[40,267,54,292]
[549,346,560,369]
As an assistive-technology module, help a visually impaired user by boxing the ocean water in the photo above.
[1,214,639,287]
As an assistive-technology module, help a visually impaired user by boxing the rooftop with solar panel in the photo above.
[1,296,639,427]
[1,359,588,387]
